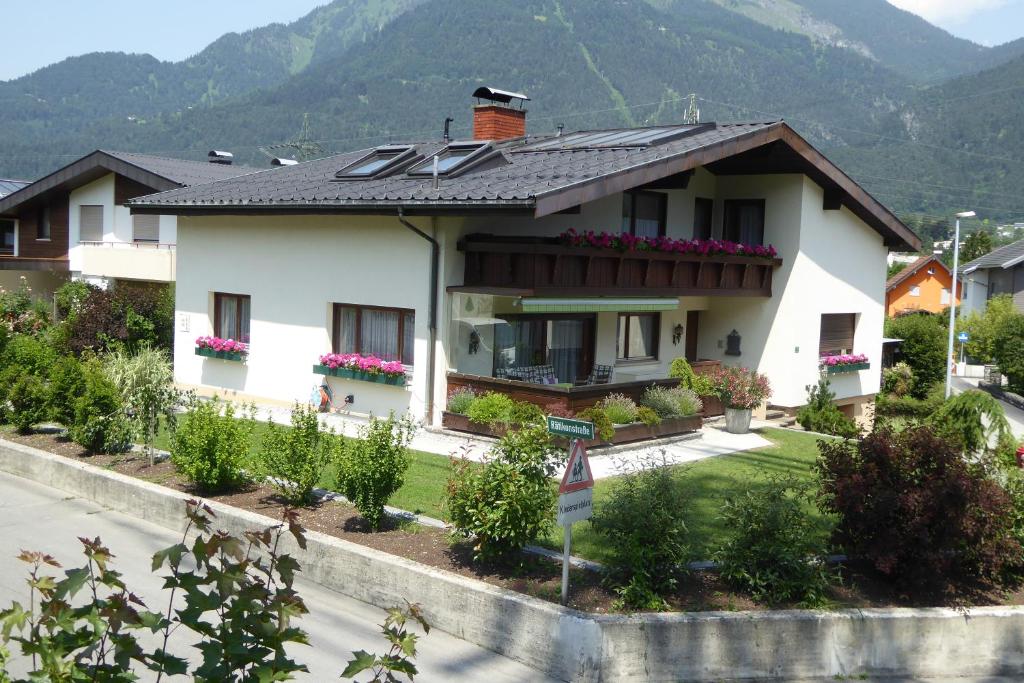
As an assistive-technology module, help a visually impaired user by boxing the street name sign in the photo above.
[547,416,596,441]
[958,332,969,343]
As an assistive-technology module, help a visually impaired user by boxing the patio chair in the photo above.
[583,364,613,385]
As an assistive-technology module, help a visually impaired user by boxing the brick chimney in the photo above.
[471,87,529,141]
[473,105,527,141]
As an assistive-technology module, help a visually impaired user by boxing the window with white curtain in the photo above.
[333,303,415,365]
[214,293,251,343]
[621,190,666,238]
[616,313,660,361]
[723,199,765,245]
[79,205,104,242]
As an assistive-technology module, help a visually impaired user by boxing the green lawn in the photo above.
[152,419,832,560]
[537,428,834,562]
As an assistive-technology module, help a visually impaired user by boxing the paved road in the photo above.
[953,376,1024,438]
[0,472,555,682]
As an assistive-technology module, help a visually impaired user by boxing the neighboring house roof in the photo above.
[0,179,29,199]
[961,237,1024,274]
[885,254,953,292]
[128,120,921,251]
[0,150,259,216]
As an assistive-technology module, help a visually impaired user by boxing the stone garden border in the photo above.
[2,437,1023,682]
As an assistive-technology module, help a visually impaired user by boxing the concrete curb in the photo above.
[3,438,1024,682]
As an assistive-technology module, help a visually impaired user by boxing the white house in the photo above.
[960,237,1024,317]
[129,89,921,425]
[0,150,257,296]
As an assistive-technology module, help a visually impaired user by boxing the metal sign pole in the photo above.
[561,523,572,605]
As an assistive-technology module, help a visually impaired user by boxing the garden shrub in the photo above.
[508,399,545,428]
[65,282,175,355]
[8,373,49,433]
[170,399,257,492]
[715,476,833,606]
[465,391,516,426]
[636,406,661,426]
[930,390,1010,456]
[796,377,858,438]
[445,425,561,561]
[47,354,86,426]
[0,334,56,423]
[993,313,1024,392]
[669,357,714,395]
[54,280,96,321]
[592,462,689,610]
[640,385,702,419]
[335,414,416,530]
[880,361,914,397]
[0,276,50,335]
[445,387,477,415]
[817,426,1020,591]
[543,401,576,418]
[578,405,615,441]
[600,393,639,424]
[961,294,1016,364]
[69,361,133,454]
[706,365,771,410]
[874,382,945,420]
[884,313,947,397]
[103,346,181,463]
[258,403,341,505]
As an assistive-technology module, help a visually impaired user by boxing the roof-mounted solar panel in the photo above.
[516,123,715,152]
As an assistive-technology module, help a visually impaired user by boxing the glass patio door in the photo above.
[493,315,595,383]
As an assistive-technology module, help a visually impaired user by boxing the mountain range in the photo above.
[2,0,1023,237]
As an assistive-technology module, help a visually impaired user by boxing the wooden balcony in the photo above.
[456,234,782,297]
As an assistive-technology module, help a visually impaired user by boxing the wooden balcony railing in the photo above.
[457,234,782,297]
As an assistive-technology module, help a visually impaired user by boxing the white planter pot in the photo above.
[724,407,752,434]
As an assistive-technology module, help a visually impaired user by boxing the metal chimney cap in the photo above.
[472,87,530,104]
[272,158,298,166]
[208,150,234,158]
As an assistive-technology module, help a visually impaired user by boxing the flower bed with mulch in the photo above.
[4,428,1023,613]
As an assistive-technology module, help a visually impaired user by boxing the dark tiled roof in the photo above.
[129,123,775,208]
[101,151,260,187]
[962,237,1024,272]
[885,254,951,290]
[0,179,29,198]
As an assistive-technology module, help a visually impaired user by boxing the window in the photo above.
[36,206,51,240]
[0,220,14,256]
[79,205,104,242]
[723,199,765,245]
[941,288,951,305]
[617,313,660,361]
[214,293,251,344]
[333,304,415,366]
[909,285,921,297]
[335,145,414,178]
[819,313,855,356]
[493,314,595,384]
[621,190,666,238]
[407,143,489,176]
[693,197,713,240]
[132,214,160,242]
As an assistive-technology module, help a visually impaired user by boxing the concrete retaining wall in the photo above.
[3,438,1024,682]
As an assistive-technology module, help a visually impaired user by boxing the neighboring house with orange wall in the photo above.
[885,254,958,316]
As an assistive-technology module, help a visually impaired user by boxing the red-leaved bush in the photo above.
[816,426,1021,592]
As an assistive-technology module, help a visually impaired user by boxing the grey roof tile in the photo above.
[128,123,778,208]
[962,236,1024,272]
[102,150,261,187]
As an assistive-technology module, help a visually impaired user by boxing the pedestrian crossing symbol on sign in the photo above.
[559,440,594,494]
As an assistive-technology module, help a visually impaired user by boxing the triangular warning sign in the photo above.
[559,440,594,493]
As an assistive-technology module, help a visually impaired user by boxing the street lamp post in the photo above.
[945,210,975,399]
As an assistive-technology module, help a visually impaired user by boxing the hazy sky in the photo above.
[1,0,1023,81]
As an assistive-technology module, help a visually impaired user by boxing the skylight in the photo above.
[336,146,414,178]
[407,143,490,176]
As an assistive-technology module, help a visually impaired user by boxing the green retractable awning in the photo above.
[517,297,680,313]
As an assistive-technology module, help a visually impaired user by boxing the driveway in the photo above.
[0,472,556,682]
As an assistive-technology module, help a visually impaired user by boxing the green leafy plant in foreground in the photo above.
[0,500,428,682]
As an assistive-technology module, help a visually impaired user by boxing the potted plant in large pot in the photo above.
[707,365,771,434]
